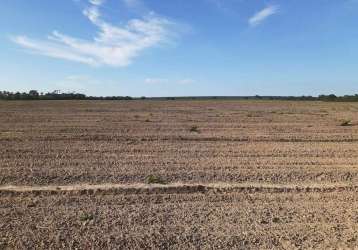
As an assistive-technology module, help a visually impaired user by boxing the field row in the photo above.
[2,140,358,185]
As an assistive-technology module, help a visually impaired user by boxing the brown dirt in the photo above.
[1,100,358,249]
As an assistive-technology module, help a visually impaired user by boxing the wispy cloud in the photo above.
[248,5,279,27]
[145,78,169,84]
[12,0,176,67]
[89,0,105,6]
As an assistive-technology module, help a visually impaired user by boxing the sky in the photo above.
[1,0,358,97]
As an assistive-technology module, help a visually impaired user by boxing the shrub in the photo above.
[79,212,94,222]
[145,175,167,185]
[189,126,200,133]
[340,120,353,126]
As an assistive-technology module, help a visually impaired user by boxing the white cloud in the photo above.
[145,78,169,84]
[12,35,98,65]
[248,5,279,27]
[89,0,105,6]
[12,0,175,67]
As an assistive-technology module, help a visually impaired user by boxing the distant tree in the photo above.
[28,90,39,99]
[318,94,338,102]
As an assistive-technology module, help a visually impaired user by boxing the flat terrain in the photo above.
[1,100,358,249]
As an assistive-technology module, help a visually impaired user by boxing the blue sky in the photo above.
[1,0,358,97]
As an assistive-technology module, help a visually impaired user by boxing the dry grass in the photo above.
[1,100,358,248]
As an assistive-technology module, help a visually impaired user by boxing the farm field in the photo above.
[1,100,358,249]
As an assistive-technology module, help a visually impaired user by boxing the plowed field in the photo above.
[1,100,358,249]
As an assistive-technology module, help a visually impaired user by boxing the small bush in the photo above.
[189,126,200,133]
[340,120,353,126]
[145,175,167,185]
[79,212,94,222]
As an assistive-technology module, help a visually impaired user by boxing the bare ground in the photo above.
[1,188,358,249]
[1,100,358,249]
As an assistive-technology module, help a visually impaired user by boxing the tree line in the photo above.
[0,90,132,100]
[1,90,358,102]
